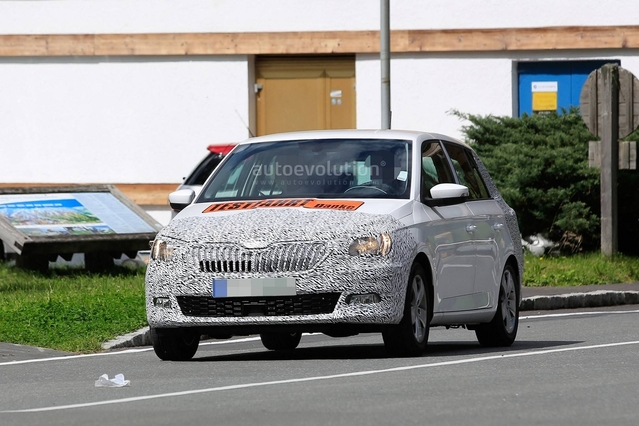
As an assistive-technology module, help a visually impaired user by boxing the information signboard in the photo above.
[0,185,163,269]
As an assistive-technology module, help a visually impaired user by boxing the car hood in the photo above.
[161,199,413,244]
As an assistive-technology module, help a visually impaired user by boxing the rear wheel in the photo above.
[382,263,430,357]
[260,332,302,351]
[475,263,519,347]
[150,328,200,361]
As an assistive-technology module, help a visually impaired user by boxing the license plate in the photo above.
[212,278,297,298]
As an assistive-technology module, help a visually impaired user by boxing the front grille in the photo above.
[176,293,340,317]
[191,242,327,273]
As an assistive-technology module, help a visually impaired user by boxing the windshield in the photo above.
[198,138,412,202]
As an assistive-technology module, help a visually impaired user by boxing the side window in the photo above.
[421,140,455,198]
[443,143,490,200]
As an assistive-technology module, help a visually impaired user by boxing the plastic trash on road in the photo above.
[95,373,130,387]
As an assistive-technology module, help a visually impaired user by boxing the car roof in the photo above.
[236,129,470,149]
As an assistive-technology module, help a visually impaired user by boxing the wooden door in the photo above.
[256,56,355,136]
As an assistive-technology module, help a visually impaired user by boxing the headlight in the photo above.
[348,233,392,256]
[150,239,175,262]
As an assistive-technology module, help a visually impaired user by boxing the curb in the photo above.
[102,326,151,351]
[520,290,639,311]
[102,290,639,350]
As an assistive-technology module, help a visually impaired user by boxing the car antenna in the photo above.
[235,109,255,138]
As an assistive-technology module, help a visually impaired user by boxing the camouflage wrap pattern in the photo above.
[146,208,416,328]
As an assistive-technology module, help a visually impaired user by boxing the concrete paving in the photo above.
[0,342,72,362]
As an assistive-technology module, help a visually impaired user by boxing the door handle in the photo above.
[466,225,477,233]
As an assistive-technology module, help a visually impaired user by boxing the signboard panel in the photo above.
[0,185,162,260]
[580,66,639,139]
[0,192,156,237]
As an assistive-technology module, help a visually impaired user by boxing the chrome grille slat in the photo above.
[280,245,291,272]
[305,244,317,270]
[192,242,327,273]
[277,244,287,272]
[296,247,304,269]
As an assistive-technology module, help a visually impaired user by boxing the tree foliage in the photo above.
[453,108,601,251]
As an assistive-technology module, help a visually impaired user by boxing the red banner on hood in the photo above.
[203,198,364,213]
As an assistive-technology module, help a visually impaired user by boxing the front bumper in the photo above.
[145,254,410,329]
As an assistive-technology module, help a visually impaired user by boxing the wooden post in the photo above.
[380,0,391,129]
[600,64,619,256]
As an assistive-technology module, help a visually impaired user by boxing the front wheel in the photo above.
[475,263,519,347]
[260,332,302,351]
[382,263,430,357]
[150,328,200,361]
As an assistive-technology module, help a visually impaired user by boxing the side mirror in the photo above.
[169,189,196,212]
[423,183,469,207]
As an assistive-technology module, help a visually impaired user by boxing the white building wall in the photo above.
[0,0,637,188]
[617,56,639,83]
[360,50,639,139]
[0,56,251,184]
[0,0,636,34]
[357,54,515,137]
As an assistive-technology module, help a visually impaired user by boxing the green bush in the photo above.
[454,108,639,254]
[453,108,601,251]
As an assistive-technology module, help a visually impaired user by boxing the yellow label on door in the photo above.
[532,92,557,111]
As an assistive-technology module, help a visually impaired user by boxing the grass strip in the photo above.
[524,253,639,287]
[0,263,147,353]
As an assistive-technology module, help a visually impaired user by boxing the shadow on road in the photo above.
[192,339,582,363]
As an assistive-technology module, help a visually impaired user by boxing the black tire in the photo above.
[260,332,302,351]
[475,263,519,347]
[150,327,200,361]
[382,263,430,357]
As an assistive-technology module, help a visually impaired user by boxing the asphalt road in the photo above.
[1,305,638,426]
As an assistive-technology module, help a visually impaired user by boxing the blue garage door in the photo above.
[518,60,620,117]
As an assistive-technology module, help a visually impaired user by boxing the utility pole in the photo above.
[380,0,391,129]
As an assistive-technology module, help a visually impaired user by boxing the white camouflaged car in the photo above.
[146,130,523,360]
